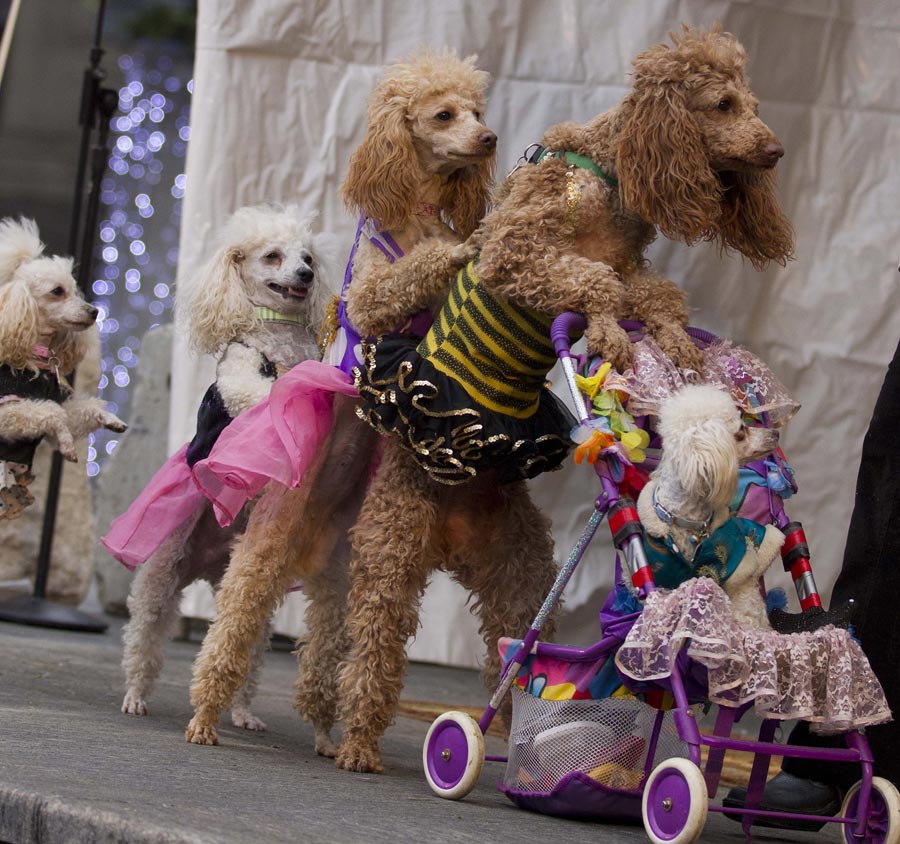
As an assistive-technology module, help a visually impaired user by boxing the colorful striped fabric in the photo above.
[417,261,556,418]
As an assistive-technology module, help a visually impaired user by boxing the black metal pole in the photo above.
[0,0,114,632]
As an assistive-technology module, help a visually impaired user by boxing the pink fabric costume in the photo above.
[193,215,434,527]
[102,444,201,570]
[103,216,432,562]
[102,350,279,569]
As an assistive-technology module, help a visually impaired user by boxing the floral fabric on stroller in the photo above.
[421,315,897,844]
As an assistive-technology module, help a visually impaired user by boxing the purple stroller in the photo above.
[421,313,899,844]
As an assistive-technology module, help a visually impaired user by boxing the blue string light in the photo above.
[86,49,193,478]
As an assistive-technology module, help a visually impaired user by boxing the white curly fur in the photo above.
[121,203,332,726]
[638,383,784,628]
[179,204,333,358]
[0,217,126,461]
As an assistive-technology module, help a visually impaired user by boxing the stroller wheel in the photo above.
[840,777,900,844]
[642,758,708,844]
[422,710,485,800]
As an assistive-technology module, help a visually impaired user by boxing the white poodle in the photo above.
[0,217,126,518]
[119,204,332,727]
[637,384,784,628]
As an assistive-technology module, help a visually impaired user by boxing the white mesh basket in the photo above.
[504,686,688,794]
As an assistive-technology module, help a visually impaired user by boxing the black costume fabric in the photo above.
[354,335,574,486]
[0,365,69,466]
[184,350,276,468]
[781,339,900,789]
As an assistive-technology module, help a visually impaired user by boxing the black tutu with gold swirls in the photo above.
[354,335,574,486]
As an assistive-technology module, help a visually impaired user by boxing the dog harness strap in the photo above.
[362,216,404,264]
[532,146,619,189]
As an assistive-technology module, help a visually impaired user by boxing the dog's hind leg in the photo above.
[121,514,200,716]
[454,482,558,718]
[292,462,363,757]
[284,395,378,579]
[335,444,435,774]
[228,612,273,731]
[186,485,300,745]
[293,555,352,757]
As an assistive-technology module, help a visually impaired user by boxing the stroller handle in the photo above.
[551,312,587,356]
[550,312,721,359]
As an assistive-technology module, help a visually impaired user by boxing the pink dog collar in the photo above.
[31,345,61,380]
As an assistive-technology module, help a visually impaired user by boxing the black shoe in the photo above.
[722,771,843,831]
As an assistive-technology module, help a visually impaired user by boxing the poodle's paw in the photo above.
[230,708,267,732]
[653,323,704,372]
[54,431,78,462]
[335,737,384,773]
[121,692,148,716]
[99,411,128,433]
[314,729,339,758]
[185,715,219,745]
[586,319,632,371]
[448,240,478,265]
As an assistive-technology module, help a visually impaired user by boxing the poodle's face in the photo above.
[237,231,319,316]
[406,90,496,173]
[16,257,98,334]
[685,72,784,173]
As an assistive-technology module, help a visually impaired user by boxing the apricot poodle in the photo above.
[185,50,497,753]
[336,26,794,773]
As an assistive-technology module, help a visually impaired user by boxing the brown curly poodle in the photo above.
[334,25,794,774]
[184,50,497,753]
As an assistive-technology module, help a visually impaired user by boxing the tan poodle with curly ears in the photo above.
[335,25,794,774]
[185,50,497,754]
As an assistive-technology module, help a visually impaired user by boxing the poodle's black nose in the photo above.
[295,266,314,285]
[478,131,497,150]
[763,141,785,161]
[87,305,99,320]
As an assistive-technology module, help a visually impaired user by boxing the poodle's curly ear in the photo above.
[341,104,419,230]
[180,245,256,356]
[616,87,722,243]
[53,325,94,375]
[718,169,794,269]
[0,280,41,369]
[440,155,495,239]
[670,421,740,511]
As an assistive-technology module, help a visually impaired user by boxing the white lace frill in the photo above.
[614,578,891,734]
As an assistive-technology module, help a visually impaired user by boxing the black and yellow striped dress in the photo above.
[354,261,574,485]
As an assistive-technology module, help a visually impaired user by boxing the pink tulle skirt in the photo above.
[101,444,206,570]
[192,360,358,527]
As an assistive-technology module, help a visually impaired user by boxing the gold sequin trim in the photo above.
[353,341,569,486]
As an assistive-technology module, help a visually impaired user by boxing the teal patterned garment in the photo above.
[642,517,769,590]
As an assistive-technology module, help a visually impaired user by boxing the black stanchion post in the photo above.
[0,0,115,632]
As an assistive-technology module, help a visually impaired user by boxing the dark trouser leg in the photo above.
[783,339,900,787]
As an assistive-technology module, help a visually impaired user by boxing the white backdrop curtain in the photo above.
[174,0,900,668]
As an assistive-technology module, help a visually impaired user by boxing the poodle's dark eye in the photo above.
[263,251,282,264]
[734,428,747,442]
[435,110,453,122]
[51,286,65,297]
[717,98,733,113]
[301,253,313,266]
[474,111,482,122]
